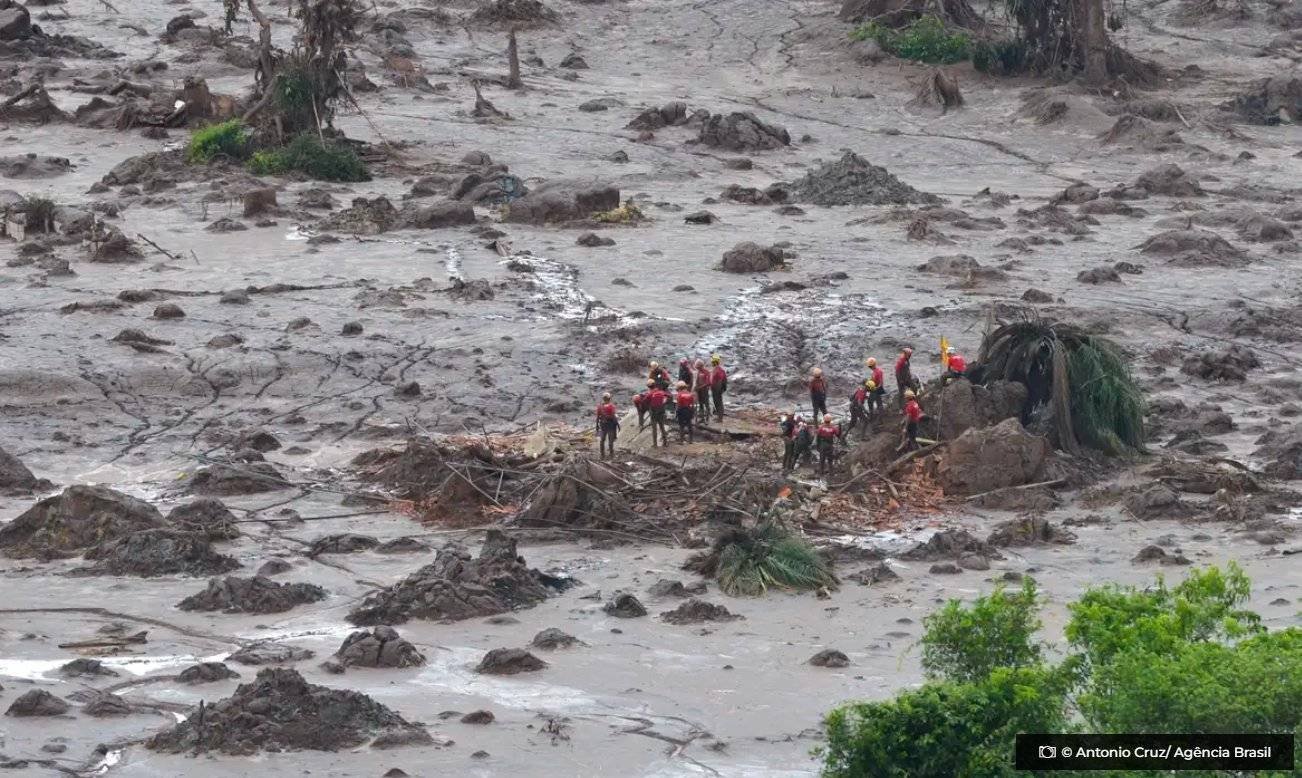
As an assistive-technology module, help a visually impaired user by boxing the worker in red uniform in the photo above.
[710,355,727,420]
[808,367,829,420]
[845,379,870,438]
[674,381,696,443]
[648,361,671,390]
[900,389,925,451]
[866,357,885,420]
[631,380,654,429]
[647,381,670,447]
[793,415,813,467]
[678,359,694,390]
[816,414,841,475]
[895,348,919,407]
[694,359,712,417]
[595,392,620,458]
[944,347,968,383]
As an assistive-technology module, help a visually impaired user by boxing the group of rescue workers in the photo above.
[594,346,970,475]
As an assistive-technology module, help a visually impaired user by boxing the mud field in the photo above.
[1,0,1301,773]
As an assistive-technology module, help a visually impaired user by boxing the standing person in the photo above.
[694,359,712,417]
[808,368,829,420]
[710,355,728,420]
[895,348,919,407]
[648,361,671,390]
[678,358,694,390]
[632,380,654,429]
[647,381,670,447]
[794,415,814,467]
[674,381,696,443]
[900,389,924,451]
[816,414,841,475]
[779,414,797,472]
[866,358,885,420]
[846,380,869,438]
[944,347,967,383]
[595,392,620,458]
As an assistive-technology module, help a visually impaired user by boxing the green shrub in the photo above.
[921,579,1043,683]
[972,38,1029,75]
[247,134,369,182]
[687,522,836,596]
[851,16,971,64]
[187,119,251,163]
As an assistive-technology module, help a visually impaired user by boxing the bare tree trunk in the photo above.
[1079,0,1109,84]
[246,0,274,96]
[506,28,522,90]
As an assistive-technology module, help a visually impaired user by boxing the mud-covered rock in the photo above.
[178,662,240,684]
[1132,544,1191,565]
[347,531,554,625]
[647,578,707,598]
[178,575,327,614]
[0,485,165,559]
[461,709,495,724]
[1238,214,1293,243]
[503,180,619,224]
[808,649,849,668]
[376,537,431,554]
[660,599,742,625]
[1140,229,1247,267]
[1181,345,1259,382]
[242,188,277,217]
[530,628,584,650]
[603,592,647,618]
[1252,422,1302,480]
[1135,164,1203,197]
[83,692,133,717]
[165,498,239,541]
[847,562,899,585]
[189,461,289,495]
[902,529,1001,561]
[147,668,426,754]
[475,647,546,675]
[987,517,1077,547]
[79,529,240,577]
[401,200,476,229]
[1230,76,1301,125]
[786,151,937,206]
[696,111,789,151]
[718,241,787,273]
[938,418,1049,496]
[335,627,425,669]
[469,0,558,26]
[320,197,400,235]
[227,641,315,666]
[309,533,380,556]
[1124,484,1196,519]
[5,690,70,717]
[576,231,615,247]
[59,658,119,678]
[931,379,1027,441]
[1078,266,1121,284]
[0,446,50,494]
[626,101,692,130]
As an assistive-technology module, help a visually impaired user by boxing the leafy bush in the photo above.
[851,16,971,64]
[688,522,836,596]
[187,119,251,164]
[972,38,1029,75]
[247,134,369,182]
[921,579,1043,683]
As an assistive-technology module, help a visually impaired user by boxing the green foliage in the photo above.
[272,65,319,134]
[1066,338,1146,454]
[851,16,971,64]
[247,134,369,182]
[713,522,836,596]
[921,579,1043,683]
[186,119,251,164]
[821,666,1070,778]
[972,38,1029,75]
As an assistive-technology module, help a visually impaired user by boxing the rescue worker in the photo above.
[647,380,670,447]
[710,355,728,420]
[648,361,671,390]
[895,348,919,407]
[595,392,620,458]
[632,380,654,429]
[793,415,813,467]
[900,389,924,451]
[808,367,829,420]
[944,347,967,383]
[779,413,797,472]
[674,380,696,443]
[866,358,885,420]
[845,379,869,437]
[694,359,712,417]
[816,414,841,475]
[678,358,694,390]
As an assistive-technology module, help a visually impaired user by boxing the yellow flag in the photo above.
[940,336,950,368]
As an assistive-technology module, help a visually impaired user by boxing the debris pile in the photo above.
[0,485,165,559]
[334,627,426,668]
[660,599,742,625]
[937,419,1050,496]
[718,241,789,273]
[696,111,790,151]
[178,576,327,614]
[786,151,939,206]
[986,517,1076,547]
[78,529,241,577]
[147,668,429,754]
[165,498,240,540]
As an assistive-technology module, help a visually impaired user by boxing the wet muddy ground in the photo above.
[1,0,1301,773]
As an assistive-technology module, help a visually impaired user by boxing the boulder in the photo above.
[335,627,426,668]
[603,592,647,618]
[530,628,584,650]
[242,188,277,217]
[79,529,240,577]
[178,575,326,614]
[938,418,1049,496]
[189,462,289,495]
[718,241,786,273]
[475,648,546,675]
[696,111,790,151]
[503,180,619,224]
[1135,164,1203,197]
[178,662,240,684]
[0,446,48,494]
[0,485,165,559]
[166,498,239,540]
[0,4,31,41]
[808,649,849,668]
[5,690,69,717]
[932,379,1027,441]
[400,200,476,229]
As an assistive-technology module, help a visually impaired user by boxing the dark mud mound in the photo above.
[309,533,379,555]
[531,628,584,650]
[228,641,315,666]
[696,111,789,151]
[178,662,240,684]
[147,668,427,755]
[0,446,50,494]
[347,530,554,625]
[469,0,557,26]
[335,627,426,668]
[1139,229,1248,267]
[1253,422,1302,480]
[938,418,1050,496]
[189,461,290,495]
[178,576,326,614]
[809,649,849,668]
[902,529,1001,561]
[626,101,704,131]
[502,180,619,224]
[5,689,69,717]
[0,485,165,559]
[786,151,939,206]
[1181,345,1259,382]
[78,529,240,577]
[660,599,742,625]
[1135,164,1203,197]
[986,517,1077,547]
[847,562,899,585]
[476,648,546,675]
[603,592,647,618]
[717,241,788,273]
[1230,76,1300,125]
[320,197,400,235]
[165,498,239,540]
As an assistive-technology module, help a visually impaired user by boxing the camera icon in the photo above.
[1039,746,1057,759]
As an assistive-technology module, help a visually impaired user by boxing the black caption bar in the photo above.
[1016,734,1295,771]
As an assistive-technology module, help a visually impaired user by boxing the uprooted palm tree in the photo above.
[976,315,1145,456]
[685,519,837,597]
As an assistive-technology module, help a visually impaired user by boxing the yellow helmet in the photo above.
[711,354,721,364]
[866,380,877,390]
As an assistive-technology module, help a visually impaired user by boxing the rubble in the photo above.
[660,599,742,625]
[786,151,938,206]
[335,627,426,668]
[309,533,380,555]
[0,485,165,559]
[147,668,428,754]
[718,241,788,273]
[986,517,1077,547]
[165,498,239,540]
[696,111,790,151]
[178,576,327,614]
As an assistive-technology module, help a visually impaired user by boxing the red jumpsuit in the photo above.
[816,422,840,473]
[809,376,829,419]
[596,402,619,456]
[675,389,696,443]
[695,366,712,416]
[647,388,670,446]
[710,365,728,419]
